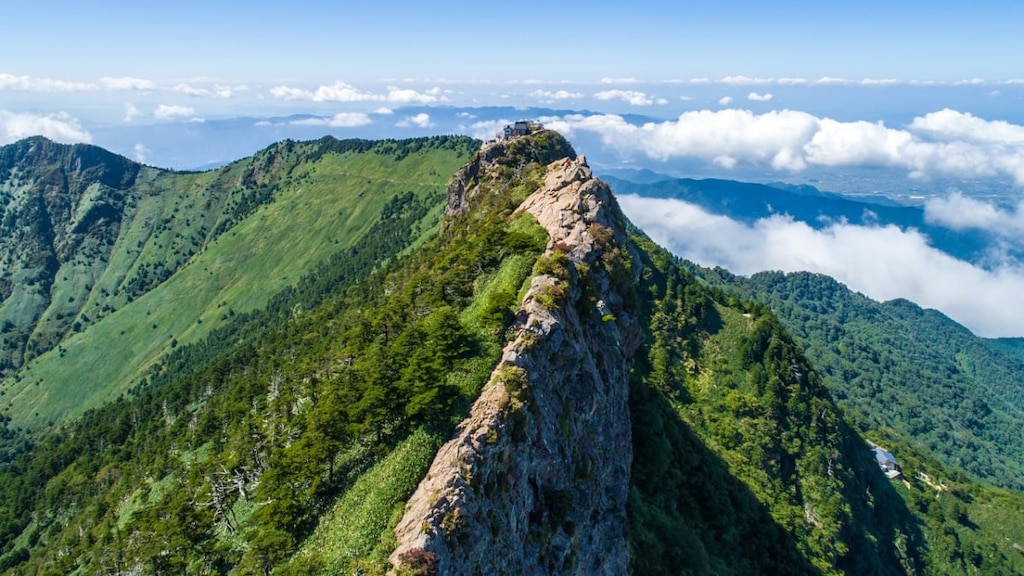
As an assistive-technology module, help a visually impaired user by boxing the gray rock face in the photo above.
[391,156,641,575]
[443,140,507,218]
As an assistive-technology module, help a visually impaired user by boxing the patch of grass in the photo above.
[289,429,444,574]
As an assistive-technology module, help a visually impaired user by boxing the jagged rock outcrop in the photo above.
[391,154,643,575]
[443,140,504,217]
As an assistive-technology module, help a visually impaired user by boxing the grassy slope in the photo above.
[713,270,1024,490]
[0,144,472,430]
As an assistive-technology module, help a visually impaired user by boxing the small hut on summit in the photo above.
[500,120,541,140]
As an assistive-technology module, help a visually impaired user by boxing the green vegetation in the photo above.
[0,135,477,431]
[627,237,920,575]
[2,131,1024,575]
[0,134,549,575]
[699,269,1024,491]
[626,237,1024,575]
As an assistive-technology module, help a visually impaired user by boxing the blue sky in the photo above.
[4,1,1023,83]
[6,0,1024,336]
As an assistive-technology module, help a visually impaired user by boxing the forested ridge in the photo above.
[629,243,1024,574]
[695,268,1024,491]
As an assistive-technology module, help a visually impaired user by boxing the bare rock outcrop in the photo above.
[390,155,641,575]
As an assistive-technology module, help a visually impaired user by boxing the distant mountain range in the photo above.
[600,169,1016,266]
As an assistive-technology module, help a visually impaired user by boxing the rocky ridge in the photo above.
[390,152,643,575]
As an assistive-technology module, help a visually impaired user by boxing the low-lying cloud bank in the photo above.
[925,192,1024,239]
[0,110,91,145]
[619,194,1024,338]
[545,109,1024,184]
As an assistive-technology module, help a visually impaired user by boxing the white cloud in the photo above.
[0,73,96,92]
[0,110,91,144]
[312,82,378,102]
[215,84,246,98]
[860,78,899,86]
[397,113,433,128]
[593,90,665,106]
[154,104,198,120]
[619,194,1024,337]
[270,81,375,102]
[173,82,243,98]
[375,107,395,115]
[385,86,440,103]
[925,192,1024,238]
[720,75,774,85]
[466,119,511,140]
[173,83,210,97]
[546,109,1024,184]
[813,76,850,85]
[291,112,372,127]
[123,103,141,122]
[100,76,157,91]
[530,89,584,102]
[910,108,1024,145]
[131,143,150,163]
[269,85,311,100]
[747,92,774,102]
[600,77,638,84]
[718,96,733,106]
[270,81,441,103]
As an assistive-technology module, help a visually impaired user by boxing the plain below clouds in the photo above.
[619,194,1024,338]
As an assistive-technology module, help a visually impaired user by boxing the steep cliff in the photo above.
[391,151,642,574]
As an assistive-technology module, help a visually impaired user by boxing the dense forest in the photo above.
[630,243,1024,574]
[695,267,1024,491]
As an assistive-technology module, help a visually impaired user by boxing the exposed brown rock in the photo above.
[391,155,641,575]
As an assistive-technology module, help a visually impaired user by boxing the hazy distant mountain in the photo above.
[602,173,1012,266]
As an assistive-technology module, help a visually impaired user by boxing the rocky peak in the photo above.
[444,130,576,220]
[390,147,641,575]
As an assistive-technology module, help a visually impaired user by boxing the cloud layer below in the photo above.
[619,194,1024,337]
[270,81,444,104]
[546,108,1024,184]
[0,110,91,144]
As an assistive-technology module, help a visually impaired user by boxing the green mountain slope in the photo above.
[0,131,1022,575]
[632,249,1024,575]
[0,135,478,431]
[696,269,1024,491]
